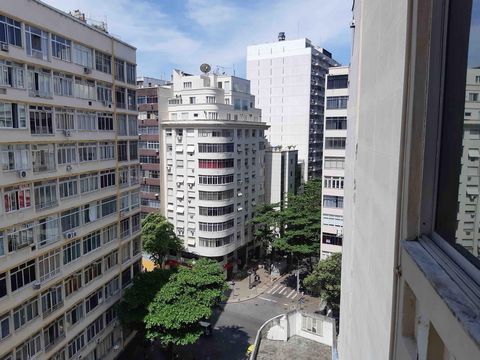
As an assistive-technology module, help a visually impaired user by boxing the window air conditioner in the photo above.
[32,281,41,290]
[63,231,77,240]
[17,170,28,178]
[84,67,92,74]
[64,129,72,137]
[1,43,9,52]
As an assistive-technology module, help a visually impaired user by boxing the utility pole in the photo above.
[296,269,300,293]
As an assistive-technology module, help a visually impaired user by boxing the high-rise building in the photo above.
[264,146,298,207]
[247,36,339,181]
[339,0,480,359]
[136,77,172,218]
[320,66,348,259]
[159,69,267,274]
[0,1,140,359]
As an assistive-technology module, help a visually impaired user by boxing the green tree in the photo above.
[117,268,173,331]
[274,180,322,263]
[249,202,280,257]
[142,213,183,267]
[304,253,342,310]
[144,258,228,347]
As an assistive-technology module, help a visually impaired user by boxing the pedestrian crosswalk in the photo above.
[265,283,300,300]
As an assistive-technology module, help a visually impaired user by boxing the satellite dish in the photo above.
[200,63,211,74]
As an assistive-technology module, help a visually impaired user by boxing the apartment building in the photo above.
[160,69,267,274]
[339,0,480,359]
[0,1,140,360]
[137,77,172,217]
[247,35,339,181]
[264,146,298,206]
[320,66,348,259]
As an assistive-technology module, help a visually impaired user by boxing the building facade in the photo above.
[0,1,141,359]
[247,36,339,181]
[320,66,348,259]
[264,146,298,207]
[339,0,480,359]
[137,77,171,218]
[160,70,267,273]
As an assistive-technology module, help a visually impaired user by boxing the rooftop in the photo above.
[256,335,332,360]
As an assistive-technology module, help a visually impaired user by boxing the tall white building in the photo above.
[0,1,140,359]
[160,70,267,274]
[264,146,298,206]
[320,66,348,259]
[247,35,339,181]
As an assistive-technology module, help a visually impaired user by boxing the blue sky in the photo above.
[44,0,352,79]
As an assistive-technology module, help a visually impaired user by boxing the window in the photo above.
[6,223,34,252]
[0,15,21,47]
[97,82,113,104]
[198,143,234,153]
[64,271,82,298]
[122,268,132,288]
[433,0,480,264]
[323,195,344,209]
[95,50,111,73]
[0,144,29,171]
[0,273,6,299]
[29,105,53,134]
[104,276,120,299]
[100,170,115,189]
[132,236,141,255]
[59,176,78,199]
[84,259,102,286]
[199,220,235,232]
[199,189,235,201]
[52,73,73,97]
[66,302,84,329]
[102,223,117,244]
[57,143,76,165]
[3,185,31,212]
[139,141,159,150]
[31,144,56,172]
[77,111,97,131]
[120,218,130,239]
[38,216,60,247]
[301,314,322,335]
[80,172,99,193]
[83,231,101,255]
[326,117,347,130]
[55,108,75,130]
[198,129,232,137]
[0,59,25,88]
[199,205,235,216]
[198,159,234,168]
[63,240,81,265]
[99,142,115,160]
[104,250,118,271]
[127,89,136,110]
[27,67,52,98]
[68,332,85,358]
[183,81,192,89]
[78,142,97,162]
[324,176,344,189]
[15,332,42,360]
[0,102,27,128]
[324,157,345,169]
[118,141,128,161]
[38,249,61,282]
[199,234,233,247]
[131,192,140,211]
[61,207,80,232]
[115,87,126,108]
[34,180,57,211]
[73,43,93,68]
[325,137,346,149]
[51,34,71,61]
[126,62,136,84]
[98,112,114,131]
[10,260,36,292]
[13,297,39,330]
[326,96,348,109]
[114,58,125,82]
[41,284,63,317]
[327,74,349,89]
[25,25,49,60]
[128,114,138,135]
[74,78,95,100]
[0,313,10,341]
[86,315,104,342]
[85,287,103,313]
[43,315,65,350]
[129,141,138,160]
[101,196,116,216]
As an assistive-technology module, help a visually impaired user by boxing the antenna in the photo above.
[200,63,211,74]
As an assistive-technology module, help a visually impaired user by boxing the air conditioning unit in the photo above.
[167,166,172,172]
[17,169,28,178]
[336,228,344,237]
[83,67,92,74]
[31,244,36,251]
[0,43,8,52]
[64,129,72,137]
[63,231,77,240]
[66,165,73,172]
[32,281,41,290]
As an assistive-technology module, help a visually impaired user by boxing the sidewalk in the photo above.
[226,266,288,303]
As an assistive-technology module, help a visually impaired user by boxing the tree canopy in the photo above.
[142,213,183,267]
[249,202,280,255]
[304,253,342,310]
[144,258,228,346]
[117,268,173,331]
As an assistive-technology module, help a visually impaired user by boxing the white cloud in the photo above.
[42,0,351,78]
